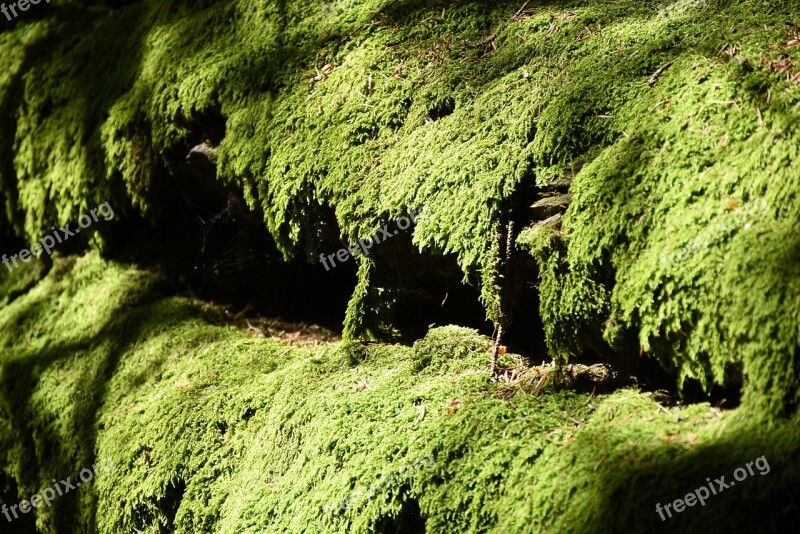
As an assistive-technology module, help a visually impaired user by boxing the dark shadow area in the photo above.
[0,484,38,534]
[502,173,554,358]
[102,166,358,331]
[158,478,186,533]
[372,231,494,343]
[426,97,455,123]
[581,414,800,533]
[374,498,425,534]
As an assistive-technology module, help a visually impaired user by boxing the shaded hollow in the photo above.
[374,498,426,534]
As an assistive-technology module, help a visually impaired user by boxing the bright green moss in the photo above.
[516,4,800,416]
[1,0,800,470]
[0,254,798,533]
[410,325,488,373]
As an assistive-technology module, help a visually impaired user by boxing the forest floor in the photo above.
[0,253,797,533]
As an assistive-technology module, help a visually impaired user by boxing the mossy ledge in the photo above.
[3,0,800,415]
[2,0,800,531]
[0,254,798,533]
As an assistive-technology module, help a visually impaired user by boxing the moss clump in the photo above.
[513,2,800,417]
[411,325,488,372]
[0,253,798,533]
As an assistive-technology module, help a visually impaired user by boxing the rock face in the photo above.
[530,193,572,220]
[530,212,563,231]
[518,179,572,243]
[185,141,219,182]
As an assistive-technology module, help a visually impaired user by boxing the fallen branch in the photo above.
[513,0,531,19]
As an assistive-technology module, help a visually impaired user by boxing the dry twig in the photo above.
[648,60,676,86]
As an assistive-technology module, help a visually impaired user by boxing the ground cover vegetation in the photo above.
[1,0,800,531]
[1,254,798,533]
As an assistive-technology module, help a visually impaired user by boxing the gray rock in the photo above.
[530,194,572,219]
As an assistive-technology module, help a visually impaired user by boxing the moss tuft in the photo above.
[411,325,489,373]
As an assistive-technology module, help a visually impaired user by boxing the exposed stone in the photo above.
[530,194,572,219]
[532,212,563,230]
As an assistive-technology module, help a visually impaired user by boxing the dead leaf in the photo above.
[551,11,575,20]
[446,400,463,415]
[486,344,507,355]
[284,331,302,345]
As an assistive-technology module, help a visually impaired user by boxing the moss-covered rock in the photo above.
[3,2,800,411]
[0,254,798,533]
[2,1,800,527]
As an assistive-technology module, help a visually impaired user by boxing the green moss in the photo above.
[513,3,800,416]
[2,1,799,363]
[0,253,798,533]
[2,5,800,526]
[411,325,488,373]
